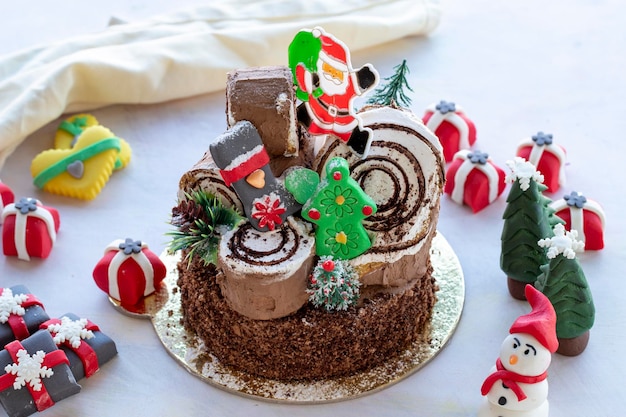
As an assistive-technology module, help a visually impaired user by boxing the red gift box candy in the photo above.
[0,181,14,223]
[92,238,167,306]
[445,150,506,213]
[516,131,566,193]
[1,198,60,261]
[549,191,606,250]
[423,100,477,163]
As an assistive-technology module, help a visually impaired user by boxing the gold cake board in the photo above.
[144,232,464,403]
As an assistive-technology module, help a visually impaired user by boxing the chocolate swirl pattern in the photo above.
[228,221,301,266]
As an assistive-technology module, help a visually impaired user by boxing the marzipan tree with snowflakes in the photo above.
[500,157,563,300]
[308,256,361,311]
[535,223,595,356]
[366,59,413,107]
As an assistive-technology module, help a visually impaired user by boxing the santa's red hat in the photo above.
[509,285,559,353]
[313,27,349,70]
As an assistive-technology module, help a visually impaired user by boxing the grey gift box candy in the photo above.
[0,285,49,348]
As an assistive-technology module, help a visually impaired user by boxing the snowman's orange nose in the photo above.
[509,355,518,365]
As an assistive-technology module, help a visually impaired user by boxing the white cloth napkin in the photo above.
[0,0,441,169]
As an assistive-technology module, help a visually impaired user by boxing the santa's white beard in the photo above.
[319,71,349,96]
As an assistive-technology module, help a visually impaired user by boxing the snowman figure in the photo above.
[479,285,558,417]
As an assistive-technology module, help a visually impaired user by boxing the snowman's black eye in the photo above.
[524,344,537,356]
[512,337,521,349]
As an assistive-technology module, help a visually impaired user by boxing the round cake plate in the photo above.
[150,232,464,403]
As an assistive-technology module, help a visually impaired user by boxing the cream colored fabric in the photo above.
[0,0,441,169]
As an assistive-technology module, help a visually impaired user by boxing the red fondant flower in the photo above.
[251,192,286,231]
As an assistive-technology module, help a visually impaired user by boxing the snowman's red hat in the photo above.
[509,285,559,353]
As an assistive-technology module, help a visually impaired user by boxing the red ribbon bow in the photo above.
[0,340,69,412]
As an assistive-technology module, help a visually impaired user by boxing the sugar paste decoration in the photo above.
[516,131,566,193]
[300,157,377,260]
[549,191,606,250]
[209,121,300,232]
[40,313,117,379]
[0,330,80,417]
[423,100,477,163]
[92,238,167,307]
[536,223,595,356]
[500,158,563,300]
[1,198,60,261]
[308,256,361,311]
[0,181,14,224]
[0,287,46,344]
[479,285,558,417]
[289,26,379,157]
[444,150,506,213]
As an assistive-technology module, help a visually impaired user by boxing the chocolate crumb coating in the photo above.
[177,256,437,381]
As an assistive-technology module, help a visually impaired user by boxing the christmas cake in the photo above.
[171,28,445,382]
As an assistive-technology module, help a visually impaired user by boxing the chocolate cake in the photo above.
[172,65,445,381]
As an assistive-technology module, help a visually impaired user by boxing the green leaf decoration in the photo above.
[285,167,320,204]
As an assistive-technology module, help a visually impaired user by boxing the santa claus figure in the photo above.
[289,27,379,157]
[479,285,558,417]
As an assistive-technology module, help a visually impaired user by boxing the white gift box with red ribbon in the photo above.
[549,191,606,250]
[92,238,167,306]
[1,198,60,261]
[445,150,506,213]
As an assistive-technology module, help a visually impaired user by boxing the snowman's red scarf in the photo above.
[480,358,548,401]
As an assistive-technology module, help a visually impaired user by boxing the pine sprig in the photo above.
[367,59,413,107]
[168,190,242,266]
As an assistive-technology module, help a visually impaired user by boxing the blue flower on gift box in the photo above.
[532,131,553,146]
[467,151,489,165]
[14,198,38,214]
[118,238,143,255]
[564,191,587,208]
[435,100,456,114]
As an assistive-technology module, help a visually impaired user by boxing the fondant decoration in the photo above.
[40,313,117,380]
[0,181,14,225]
[169,190,243,266]
[226,66,299,158]
[0,330,81,417]
[313,105,445,287]
[289,26,379,157]
[536,223,595,356]
[479,285,557,417]
[285,167,320,204]
[31,125,126,200]
[366,59,413,107]
[302,157,377,260]
[209,121,300,232]
[549,191,606,250]
[444,150,506,213]
[500,158,563,300]
[1,198,61,261]
[422,100,477,163]
[92,238,167,306]
[308,256,361,311]
[516,131,566,193]
[54,113,131,171]
[218,217,315,320]
[0,286,49,348]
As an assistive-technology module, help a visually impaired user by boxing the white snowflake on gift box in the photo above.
[538,223,585,259]
[46,317,94,348]
[0,289,28,323]
[4,349,54,391]
[505,156,544,191]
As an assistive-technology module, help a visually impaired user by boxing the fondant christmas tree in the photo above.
[308,256,361,311]
[500,157,563,300]
[536,223,595,356]
[366,59,413,107]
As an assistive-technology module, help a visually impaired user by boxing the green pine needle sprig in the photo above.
[367,59,413,107]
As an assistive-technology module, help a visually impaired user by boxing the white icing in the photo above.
[0,288,28,323]
[425,102,472,150]
[517,137,567,187]
[538,223,584,259]
[1,200,57,261]
[450,150,501,205]
[105,239,155,301]
[505,157,544,191]
[549,195,606,245]
[45,316,94,349]
[222,145,264,172]
[4,349,54,392]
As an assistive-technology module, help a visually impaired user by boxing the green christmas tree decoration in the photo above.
[308,256,361,311]
[500,157,564,297]
[302,157,377,260]
[288,29,323,101]
[535,224,595,342]
[168,190,243,266]
[366,59,413,107]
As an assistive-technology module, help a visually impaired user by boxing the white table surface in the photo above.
[1,1,624,416]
